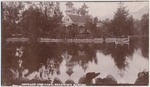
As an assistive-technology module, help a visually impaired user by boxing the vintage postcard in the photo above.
[1,0,149,86]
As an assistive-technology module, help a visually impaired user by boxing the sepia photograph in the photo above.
[1,1,149,86]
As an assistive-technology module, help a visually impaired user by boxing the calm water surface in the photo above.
[2,37,149,84]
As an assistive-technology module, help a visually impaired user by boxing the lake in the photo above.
[2,37,149,85]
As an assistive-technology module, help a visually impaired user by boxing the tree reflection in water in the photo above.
[2,37,149,85]
[140,37,148,58]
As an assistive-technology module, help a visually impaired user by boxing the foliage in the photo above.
[133,19,141,35]
[85,17,98,38]
[2,2,148,39]
[100,19,112,38]
[111,3,134,37]
[2,2,63,39]
[135,70,148,85]
[132,13,148,36]
[140,13,149,35]
[20,2,63,38]
[2,2,24,38]
[78,3,88,16]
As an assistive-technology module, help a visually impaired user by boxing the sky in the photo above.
[59,2,148,17]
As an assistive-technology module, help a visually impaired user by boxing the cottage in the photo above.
[63,2,92,38]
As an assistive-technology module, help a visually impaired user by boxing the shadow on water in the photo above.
[2,37,149,85]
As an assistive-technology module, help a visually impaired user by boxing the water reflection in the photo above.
[140,37,149,58]
[2,37,149,85]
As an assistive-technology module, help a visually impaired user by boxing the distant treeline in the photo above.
[2,2,149,40]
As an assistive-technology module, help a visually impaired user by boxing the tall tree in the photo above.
[78,3,88,16]
[92,17,99,37]
[140,13,149,35]
[21,6,42,39]
[85,17,98,38]
[111,3,134,37]
[133,19,141,35]
[20,2,63,38]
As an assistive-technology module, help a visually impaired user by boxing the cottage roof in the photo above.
[65,2,74,5]
[68,15,91,24]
